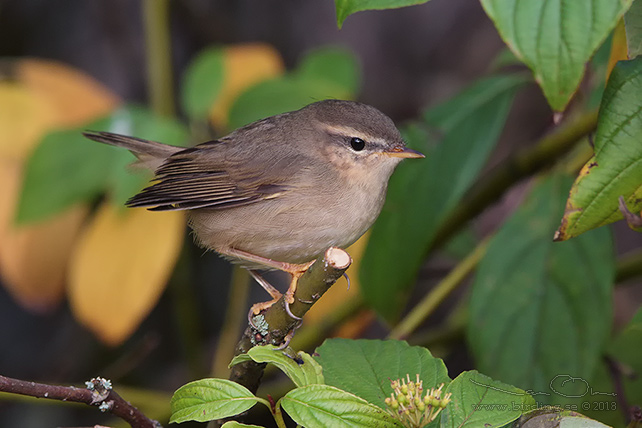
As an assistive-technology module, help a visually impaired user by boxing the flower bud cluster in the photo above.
[384,374,452,427]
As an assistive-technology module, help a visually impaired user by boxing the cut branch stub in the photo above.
[261,247,351,342]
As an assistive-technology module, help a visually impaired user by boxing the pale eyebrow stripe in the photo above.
[319,124,388,146]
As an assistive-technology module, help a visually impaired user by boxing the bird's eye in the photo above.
[350,137,365,151]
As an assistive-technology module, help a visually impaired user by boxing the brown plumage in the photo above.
[84,99,423,314]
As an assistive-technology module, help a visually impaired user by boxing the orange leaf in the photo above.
[0,162,88,312]
[332,310,375,339]
[209,43,284,129]
[68,204,184,345]
[18,58,119,127]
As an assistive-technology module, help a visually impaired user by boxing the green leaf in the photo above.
[609,308,642,370]
[481,0,632,111]
[334,0,431,28]
[555,416,610,428]
[441,371,535,428]
[221,422,264,428]
[297,350,326,386]
[297,47,361,95]
[555,57,642,240]
[489,48,522,72]
[571,361,622,426]
[228,76,353,130]
[587,35,613,110]
[608,308,642,420]
[110,105,189,147]
[16,105,189,223]
[442,228,479,260]
[170,378,261,423]
[515,408,612,428]
[314,339,450,409]
[16,125,121,224]
[468,174,614,403]
[361,74,528,321]
[625,0,642,58]
[181,46,225,121]
[228,47,360,130]
[281,384,400,428]
[105,105,189,206]
[229,345,324,387]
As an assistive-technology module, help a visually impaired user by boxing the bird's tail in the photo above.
[83,131,182,170]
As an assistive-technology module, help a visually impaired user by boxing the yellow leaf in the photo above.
[209,43,284,129]
[0,162,17,241]
[0,59,119,162]
[18,58,119,126]
[69,204,184,345]
[0,161,88,312]
[0,58,120,313]
[607,19,628,80]
[0,83,57,161]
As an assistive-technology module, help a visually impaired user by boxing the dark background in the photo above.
[1,1,640,426]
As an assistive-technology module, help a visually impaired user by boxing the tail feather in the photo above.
[83,131,182,170]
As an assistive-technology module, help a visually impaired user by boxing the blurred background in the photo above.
[1,0,640,427]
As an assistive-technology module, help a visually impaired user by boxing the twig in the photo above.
[388,236,490,340]
[401,239,642,347]
[212,266,251,378]
[429,109,598,253]
[413,312,466,349]
[143,0,175,117]
[229,247,352,393]
[0,375,160,428]
[604,356,633,424]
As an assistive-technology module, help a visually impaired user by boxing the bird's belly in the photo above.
[188,192,383,265]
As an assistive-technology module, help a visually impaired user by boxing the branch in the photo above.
[604,356,633,424]
[389,236,491,340]
[429,109,598,252]
[229,247,351,393]
[0,375,161,428]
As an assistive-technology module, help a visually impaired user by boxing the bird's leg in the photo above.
[283,260,316,305]
[247,268,303,346]
[220,247,316,316]
[247,270,281,320]
[221,247,317,278]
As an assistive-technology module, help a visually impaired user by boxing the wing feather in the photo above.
[126,141,292,211]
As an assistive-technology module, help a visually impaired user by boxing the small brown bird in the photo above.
[84,99,423,316]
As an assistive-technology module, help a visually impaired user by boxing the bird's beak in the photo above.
[383,145,425,159]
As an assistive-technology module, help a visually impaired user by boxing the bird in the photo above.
[84,99,424,319]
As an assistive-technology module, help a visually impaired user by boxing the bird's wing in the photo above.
[127,140,299,211]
